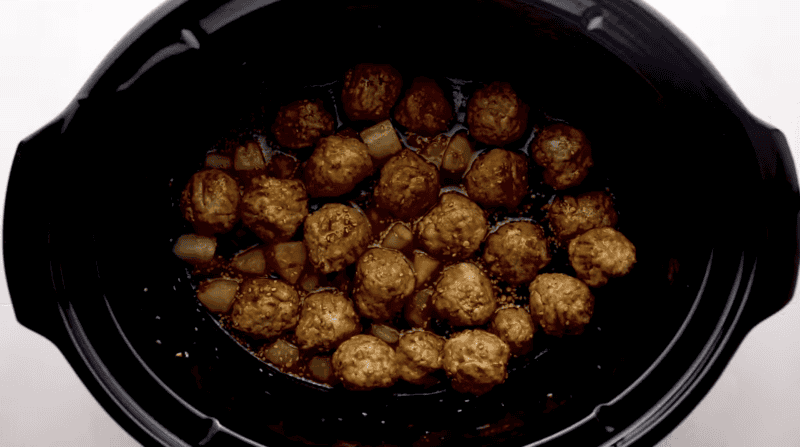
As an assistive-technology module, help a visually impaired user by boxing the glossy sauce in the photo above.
[179,74,617,389]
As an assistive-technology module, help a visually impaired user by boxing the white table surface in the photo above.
[1,1,798,446]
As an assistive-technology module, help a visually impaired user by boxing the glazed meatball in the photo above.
[271,99,334,149]
[180,169,240,235]
[528,273,594,337]
[441,329,511,395]
[432,263,496,327]
[353,248,415,321]
[464,149,529,209]
[341,63,403,122]
[568,227,636,287]
[466,82,528,146]
[393,77,453,136]
[304,135,373,198]
[295,291,361,351]
[304,203,372,274]
[374,149,439,221]
[333,334,399,390]
[544,191,618,244]
[482,221,551,285]
[230,278,300,339]
[396,330,445,384]
[489,307,535,356]
[241,176,308,242]
[531,123,593,190]
[415,192,489,260]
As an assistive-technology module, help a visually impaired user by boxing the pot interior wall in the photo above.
[59,1,759,445]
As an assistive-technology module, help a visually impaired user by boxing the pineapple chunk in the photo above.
[270,241,307,284]
[234,141,266,173]
[419,134,449,167]
[370,323,401,345]
[382,222,413,251]
[413,250,441,288]
[263,339,300,368]
[231,247,267,275]
[441,131,473,175]
[405,288,435,329]
[360,120,403,161]
[309,356,335,383]
[173,234,216,264]
[197,279,239,313]
[205,153,232,169]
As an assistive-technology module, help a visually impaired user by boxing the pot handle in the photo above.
[745,122,800,326]
[3,114,72,346]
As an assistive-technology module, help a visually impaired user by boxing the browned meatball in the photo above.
[241,176,308,242]
[466,82,528,146]
[230,278,300,339]
[544,191,618,244]
[271,99,334,149]
[341,63,403,122]
[415,192,488,260]
[464,149,529,209]
[373,149,439,221]
[353,248,415,321]
[432,263,496,327]
[295,290,361,351]
[393,77,453,136]
[568,227,636,287]
[180,169,240,235]
[531,123,593,190]
[441,329,510,395]
[304,135,373,198]
[489,307,535,355]
[396,330,445,384]
[528,273,594,337]
[303,203,372,274]
[482,221,551,285]
[333,334,399,390]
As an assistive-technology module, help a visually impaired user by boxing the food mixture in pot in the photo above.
[173,63,637,396]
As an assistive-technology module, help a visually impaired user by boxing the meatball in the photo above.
[353,248,415,321]
[304,203,372,274]
[180,169,240,235]
[230,278,300,339]
[489,307,535,355]
[531,123,593,190]
[482,221,550,285]
[415,192,488,260]
[432,263,496,327]
[464,149,529,209]
[271,99,334,149]
[466,82,528,146]
[241,176,308,242]
[333,334,399,390]
[544,191,618,244]
[396,330,445,384]
[528,273,594,337]
[393,77,453,136]
[374,149,439,221]
[304,135,373,198]
[295,291,361,351]
[341,63,403,122]
[441,329,510,395]
[568,227,636,287]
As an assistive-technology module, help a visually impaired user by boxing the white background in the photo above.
[1,0,799,446]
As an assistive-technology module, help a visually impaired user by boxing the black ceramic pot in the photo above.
[5,0,799,446]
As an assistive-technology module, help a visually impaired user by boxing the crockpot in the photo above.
[4,0,799,446]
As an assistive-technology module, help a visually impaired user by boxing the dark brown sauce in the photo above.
[180,74,618,390]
